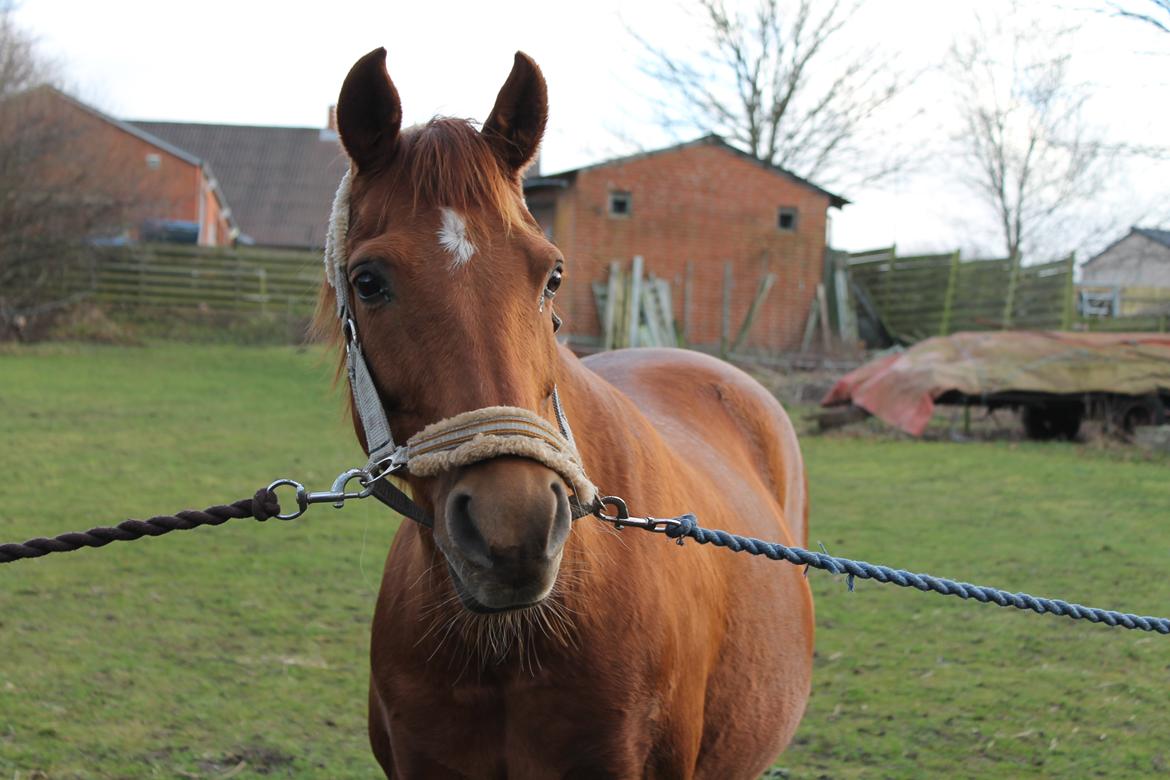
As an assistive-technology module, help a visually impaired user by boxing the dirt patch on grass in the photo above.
[195,744,295,776]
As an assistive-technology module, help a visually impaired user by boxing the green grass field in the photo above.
[1,344,1167,779]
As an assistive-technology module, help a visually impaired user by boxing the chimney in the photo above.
[320,105,339,142]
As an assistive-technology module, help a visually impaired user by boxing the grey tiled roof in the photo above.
[130,120,349,249]
[526,134,848,209]
[1135,227,1170,250]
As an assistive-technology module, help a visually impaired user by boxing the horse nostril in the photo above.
[446,491,492,568]
[546,480,571,556]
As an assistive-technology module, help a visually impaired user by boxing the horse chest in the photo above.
[376,664,662,777]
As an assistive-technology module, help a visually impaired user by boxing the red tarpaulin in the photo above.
[822,331,1170,436]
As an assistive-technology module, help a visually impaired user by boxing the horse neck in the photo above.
[554,346,661,495]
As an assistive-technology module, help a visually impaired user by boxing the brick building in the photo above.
[524,135,846,352]
[5,87,236,246]
[130,115,349,249]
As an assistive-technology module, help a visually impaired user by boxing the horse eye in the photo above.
[352,269,389,303]
[546,266,563,295]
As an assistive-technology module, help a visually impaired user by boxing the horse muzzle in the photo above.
[436,457,572,612]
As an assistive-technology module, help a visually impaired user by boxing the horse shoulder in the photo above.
[582,347,807,547]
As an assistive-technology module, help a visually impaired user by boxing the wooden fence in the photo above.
[66,243,324,316]
[1077,283,1170,330]
[836,247,1076,344]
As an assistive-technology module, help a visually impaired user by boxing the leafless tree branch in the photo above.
[630,0,913,190]
[0,3,140,336]
[948,11,1123,263]
[1109,0,1170,33]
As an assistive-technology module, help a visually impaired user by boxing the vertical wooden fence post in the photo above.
[628,255,643,348]
[1061,252,1076,330]
[939,250,961,336]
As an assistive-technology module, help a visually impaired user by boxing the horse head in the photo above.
[325,48,574,613]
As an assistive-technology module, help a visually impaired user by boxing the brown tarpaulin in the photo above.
[822,331,1170,436]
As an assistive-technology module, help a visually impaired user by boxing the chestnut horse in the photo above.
[321,48,813,778]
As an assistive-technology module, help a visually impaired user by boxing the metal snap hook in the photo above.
[593,495,682,534]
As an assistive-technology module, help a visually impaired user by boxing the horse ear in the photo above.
[482,52,548,174]
[336,47,402,173]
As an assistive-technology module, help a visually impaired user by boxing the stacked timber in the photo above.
[592,256,679,349]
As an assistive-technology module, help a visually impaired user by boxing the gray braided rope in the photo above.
[662,515,1170,635]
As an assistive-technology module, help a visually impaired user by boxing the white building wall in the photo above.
[1082,233,1170,287]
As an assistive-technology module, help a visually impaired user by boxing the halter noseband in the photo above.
[322,171,597,525]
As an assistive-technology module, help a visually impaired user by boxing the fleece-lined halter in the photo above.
[322,171,598,525]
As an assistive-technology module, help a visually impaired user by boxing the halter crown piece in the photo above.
[322,171,598,517]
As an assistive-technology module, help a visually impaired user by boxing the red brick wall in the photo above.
[9,89,231,246]
[549,140,830,353]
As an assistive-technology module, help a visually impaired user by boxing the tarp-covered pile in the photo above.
[822,331,1170,436]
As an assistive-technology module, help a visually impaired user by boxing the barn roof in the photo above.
[1083,226,1170,268]
[130,120,350,249]
[1134,227,1170,249]
[525,134,848,209]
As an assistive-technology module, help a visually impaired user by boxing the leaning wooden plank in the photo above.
[592,281,609,336]
[603,261,620,350]
[641,280,664,347]
[817,282,832,352]
[801,295,820,353]
[654,279,678,346]
[731,273,776,353]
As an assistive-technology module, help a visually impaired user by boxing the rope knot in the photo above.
[252,488,280,521]
[665,513,698,545]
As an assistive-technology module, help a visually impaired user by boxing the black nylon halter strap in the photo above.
[368,478,433,528]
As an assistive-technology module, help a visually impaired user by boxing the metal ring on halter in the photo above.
[267,479,309,520]
[363,452,408,485]
[266,469,380,521]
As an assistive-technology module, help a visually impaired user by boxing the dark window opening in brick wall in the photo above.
[778,206,798,231]
[608,191,632,218]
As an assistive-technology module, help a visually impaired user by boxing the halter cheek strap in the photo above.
[322,171,596,525]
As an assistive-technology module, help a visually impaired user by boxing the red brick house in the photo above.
[5,87,236,246]
[524,135,846,353]
[130,116,349,249]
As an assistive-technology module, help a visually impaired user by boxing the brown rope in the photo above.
[0,490,281,564]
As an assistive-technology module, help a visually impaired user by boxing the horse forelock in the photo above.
[367,118,532,238]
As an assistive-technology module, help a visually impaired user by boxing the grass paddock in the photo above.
[1,344,1167,778]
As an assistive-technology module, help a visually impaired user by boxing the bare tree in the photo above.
[1110,0,1170,33]
[0,4,137,338]
[947,13,1117,264]
[0,1,48,98]
[632,0,911,189]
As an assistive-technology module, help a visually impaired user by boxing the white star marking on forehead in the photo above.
[438,207,476,268]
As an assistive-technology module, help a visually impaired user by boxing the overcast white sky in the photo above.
[14,0,1170,258]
